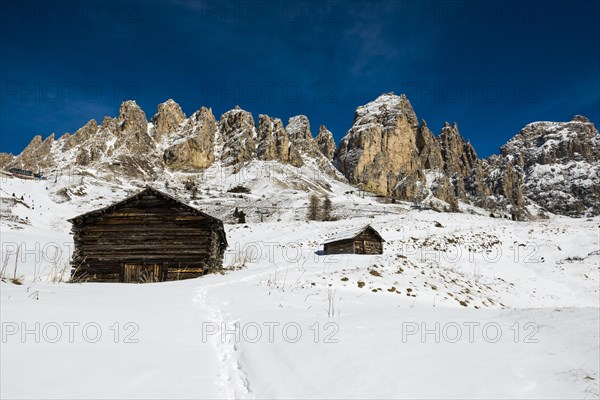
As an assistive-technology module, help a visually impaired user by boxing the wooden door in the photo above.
[354,240,365,254]
[123,264,165,283]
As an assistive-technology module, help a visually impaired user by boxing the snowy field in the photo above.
[1,172,599,399]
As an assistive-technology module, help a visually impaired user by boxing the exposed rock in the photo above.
[151,99,186,139]
[416,120,443,170]
[101,116,118,132]
[286,116,344,176]
[163,107,216,170]
[4,94,597,218]
[9,134,55,171]
[256,114,302,167]
[438,122,491,201]
[491,118,600,216]
[114,100,155,157]
[63,119,98,150]
[219,107,256,166]
[393,170,427,203]
[0,152,14,167]
[485,155,525,209]
[316,125,336,160]
[256,114,283,161]
[335,93,422,196]
[118,100,148,134]
[336,94,494,208]
[286,115,313,142]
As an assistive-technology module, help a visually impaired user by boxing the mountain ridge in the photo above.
[1,93,598,217]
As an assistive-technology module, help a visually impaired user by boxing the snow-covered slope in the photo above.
[1,167,598,398]
[490,115,600,217]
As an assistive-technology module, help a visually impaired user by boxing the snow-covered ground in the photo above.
[1,169,599,399]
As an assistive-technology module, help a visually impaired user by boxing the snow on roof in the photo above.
[323,225,384,244]
[68,186,222,225]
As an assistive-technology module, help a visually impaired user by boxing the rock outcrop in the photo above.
[3,94,597,217]
[0,152,14,168]
[219,107,257,166]
[151,99,186,139]
[256,115,302,167]
[335,93,422,196]
[490,116,600,216]
[335,93,521,211]
[9,134,55,171]
[286,115,343,177]
[316,125,336,160]
[63,119,98,151]
[163,107,217,170]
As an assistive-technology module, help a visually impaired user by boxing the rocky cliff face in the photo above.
[151,99,186,139]
[163,107,217,170]
[62,119,98,151]
[8,134,55,171]
[316,125,336,160]
[5,99,336,181]
[491,116,600,217]
[335,94,494,209]
[256,115,303,167]
[285,115,343,177]
[4,95,597,217]
[0,152,13,167]
[219,107,257,166]
[335,94,422,196]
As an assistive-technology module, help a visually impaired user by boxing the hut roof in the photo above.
[323,225,385,244]
[68,186,227,244]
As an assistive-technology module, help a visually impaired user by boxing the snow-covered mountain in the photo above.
[489,115,600,217]
[1,95,599,399]
[1,166,599,399]
[1,94,598,218]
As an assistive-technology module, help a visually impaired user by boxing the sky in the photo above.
[1,0,599,157]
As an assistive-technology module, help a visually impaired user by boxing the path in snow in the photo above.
[194,280,254,399]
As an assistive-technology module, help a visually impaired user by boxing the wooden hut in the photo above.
[323,225,384,255]
[69,186,227,283]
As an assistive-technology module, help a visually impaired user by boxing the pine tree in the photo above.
[322,196,333,221]
[307,194,320,221]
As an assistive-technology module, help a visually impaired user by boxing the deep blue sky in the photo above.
[1,0,599,157]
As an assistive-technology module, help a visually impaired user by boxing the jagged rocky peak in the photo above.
[219,107,257,166]
[501,116,599,167]
[100,116,117,131]
[439,122,479,176]
[416,119,443,170]
[118,100,148,133]
[495,116,599,216]
[112,101,156,172]
[572,114,589,123]
[286,115,312,142]
[335,93,422,196]
[151,99,186,138]
[9,134,55,170]
[63,119,98,150]
[163,106,217,170]
[285,115,324,159]
[352,92,418,128]
[316,125,336,160]
[256,114,302,166]
[0,152,14,167]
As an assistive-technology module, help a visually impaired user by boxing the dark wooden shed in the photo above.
[69,186,227,283]
[323,225,384,255]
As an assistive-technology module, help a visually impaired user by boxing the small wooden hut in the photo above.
[69,186,227,283]
[323,225,384,255]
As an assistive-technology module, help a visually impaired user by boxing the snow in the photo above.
[1,169,599,399]
[323,224,375,243]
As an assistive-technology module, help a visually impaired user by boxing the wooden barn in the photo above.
[69,186,228,283]
[323,225,384,255]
